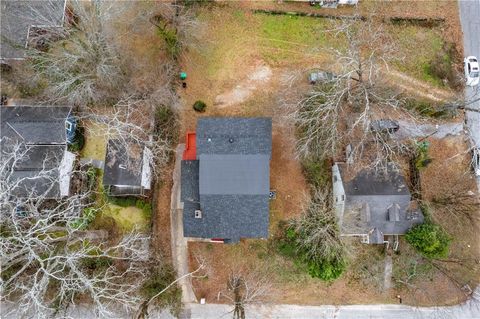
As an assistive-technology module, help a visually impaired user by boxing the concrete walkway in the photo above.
[171,144,197,303]
[383,254,393,291]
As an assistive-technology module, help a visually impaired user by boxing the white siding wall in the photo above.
[59,150,75,197]
[141,147,153,190]
[332,163,346,229]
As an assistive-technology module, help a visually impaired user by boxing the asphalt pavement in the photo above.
[183,289,480,319]
[459,0,480,148]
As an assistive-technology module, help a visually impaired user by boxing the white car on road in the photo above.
[464,56,479,86]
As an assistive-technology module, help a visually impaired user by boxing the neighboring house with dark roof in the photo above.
[180,117,272,243]
[1,105,76,198]
[102,139,153,197]
[332,163,423,246]
[1,0,66,61]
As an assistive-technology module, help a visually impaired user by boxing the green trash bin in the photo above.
[180,72,187,80]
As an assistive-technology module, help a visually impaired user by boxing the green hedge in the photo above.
[406,223,451,259]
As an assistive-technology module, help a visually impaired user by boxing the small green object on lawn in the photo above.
[180,72,187,80]
[193,100,207,113]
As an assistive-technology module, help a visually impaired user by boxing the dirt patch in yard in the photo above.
[214,62,272,108]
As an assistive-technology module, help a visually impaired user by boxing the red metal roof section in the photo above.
[183,132,197,160]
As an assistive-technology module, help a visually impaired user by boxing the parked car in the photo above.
[464,56,479,86]
[472,147,480,177]
[370,119,400,134]
[308,70,337,84]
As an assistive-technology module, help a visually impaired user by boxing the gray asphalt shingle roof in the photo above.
[181,117,272,242]
[337,164,423,238]
[181,160,199,203]
[1,106,71,198]
[7,145,64,198]
[1,106,70,144]
[199,154,270,195]
[196,117,272,156]
[342,164,410,196]
[1,0,65,59]
[183,195,269,241]
[103,140,143,187]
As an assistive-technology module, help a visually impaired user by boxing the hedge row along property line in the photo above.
[253,8,366,20]
[252,9,445,27]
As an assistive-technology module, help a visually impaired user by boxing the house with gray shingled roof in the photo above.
[103,139,153,197]
[180,117,272,243]
[332,163,423,246]
[1,105,76,198]
[1,0,66,61]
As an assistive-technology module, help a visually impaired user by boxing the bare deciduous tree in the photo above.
[22,0,200,105]
[286,13,409,171]
[78,90,178,176]
[219,268,272,319]
[0,142,150,318]
[430,176,480,223]
[26,0,127,105]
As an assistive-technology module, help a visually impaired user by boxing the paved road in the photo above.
[183,288,480,319]
[459,0,480,188]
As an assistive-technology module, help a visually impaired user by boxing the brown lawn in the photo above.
[165,1,476,307]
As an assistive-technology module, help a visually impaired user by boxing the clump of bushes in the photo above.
[154,17,179,58]
[86,166,100,189]
[80,256,113,274]
[193,100,207,113]
[155,105,179,145]
[426,43,461,89]
[404,98,456,119]
[278,223,346,281]
[69,207,98,230]
[301,158,330,189]
[406,223,451,259]
[414,140,432,170]
[67,126,85,153]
